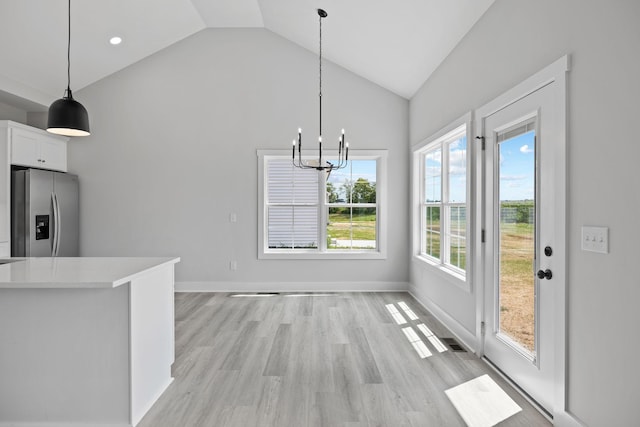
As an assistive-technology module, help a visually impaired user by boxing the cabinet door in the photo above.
[39,138,67,172]
[10,128,40,168]
[10,128,68,172]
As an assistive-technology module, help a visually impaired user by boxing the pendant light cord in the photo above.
[66,0,71,94]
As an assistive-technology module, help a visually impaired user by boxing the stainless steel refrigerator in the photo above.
[11,169,79,257]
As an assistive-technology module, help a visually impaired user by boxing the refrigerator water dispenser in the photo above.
[35,215,49,240]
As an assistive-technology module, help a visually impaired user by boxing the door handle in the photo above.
[537,269,552,280]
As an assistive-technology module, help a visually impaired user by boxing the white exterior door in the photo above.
[480,75,565,414]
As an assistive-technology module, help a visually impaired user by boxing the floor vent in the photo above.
[229,292,280,297]
[442,338,467,352]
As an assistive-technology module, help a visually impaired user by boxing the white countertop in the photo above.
[0,257,180,289]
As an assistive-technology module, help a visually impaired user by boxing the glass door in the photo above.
[482,82,558,414]
[496,121,537,357]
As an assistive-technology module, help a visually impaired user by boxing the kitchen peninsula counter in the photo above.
[0,256,180,427]
[0,256,179,288]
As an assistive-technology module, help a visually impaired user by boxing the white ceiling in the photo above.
[0,0,494,109]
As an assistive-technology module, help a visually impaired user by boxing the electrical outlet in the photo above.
[229,261,237,271]
[581,226,608,253]
[229,213,237,223]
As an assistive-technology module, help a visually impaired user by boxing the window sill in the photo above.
[260,250,387,260]
[413,254,471,293]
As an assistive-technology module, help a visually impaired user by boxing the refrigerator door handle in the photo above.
[55,193,62,257]
[52,192,60,257]
[51,193,57,256]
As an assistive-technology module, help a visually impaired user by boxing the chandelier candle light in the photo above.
[292,8,349,172]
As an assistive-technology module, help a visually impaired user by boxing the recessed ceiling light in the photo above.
[109,36,122,45]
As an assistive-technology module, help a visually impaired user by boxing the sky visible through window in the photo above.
[424,131,534,203]
[499,130,535,201]
[327,159,376,201]
[424,136,467,203]
[448,136,466,203]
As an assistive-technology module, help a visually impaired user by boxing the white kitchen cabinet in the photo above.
[10,125,68,172]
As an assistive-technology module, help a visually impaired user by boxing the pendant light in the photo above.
[47,0,90,137]
[292,9,348,172]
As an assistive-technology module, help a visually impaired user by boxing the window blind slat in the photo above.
[267,205,318,248]
[268,160,318,204]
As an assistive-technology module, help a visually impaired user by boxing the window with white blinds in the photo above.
[258,150,387,259]
[266,160,319,249]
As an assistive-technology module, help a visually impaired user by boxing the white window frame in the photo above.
[258,149,387,260]
[412,113,473,290]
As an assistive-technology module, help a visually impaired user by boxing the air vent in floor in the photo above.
[442,337,467,352]
[229,293,280,297]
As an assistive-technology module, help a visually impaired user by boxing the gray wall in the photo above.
[0,101,27,123]
[409,0,640,425]
[69,28,410,290]
[0,103,48,130]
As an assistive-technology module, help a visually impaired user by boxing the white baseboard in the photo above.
[175,281,410,293]
[408,284,478,353]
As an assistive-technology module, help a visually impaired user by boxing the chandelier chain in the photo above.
[319,12,322,138]
[291,8,348,172]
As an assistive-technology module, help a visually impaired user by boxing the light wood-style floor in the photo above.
[138,292,550,427]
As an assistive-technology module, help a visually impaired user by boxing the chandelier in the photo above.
[292,8,348,171]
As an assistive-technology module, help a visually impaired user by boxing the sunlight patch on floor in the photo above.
[397,301,419,320]
[385,303,407,325]
[416,323,448,353]
[445,374,522,427]
[401,326,432,359]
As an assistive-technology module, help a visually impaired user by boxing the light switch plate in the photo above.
[581,226,608,253]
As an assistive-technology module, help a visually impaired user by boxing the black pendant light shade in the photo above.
[47,0,90,137]
[47,88,90,137]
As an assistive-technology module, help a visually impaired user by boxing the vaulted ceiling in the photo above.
[0,0,494,110]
